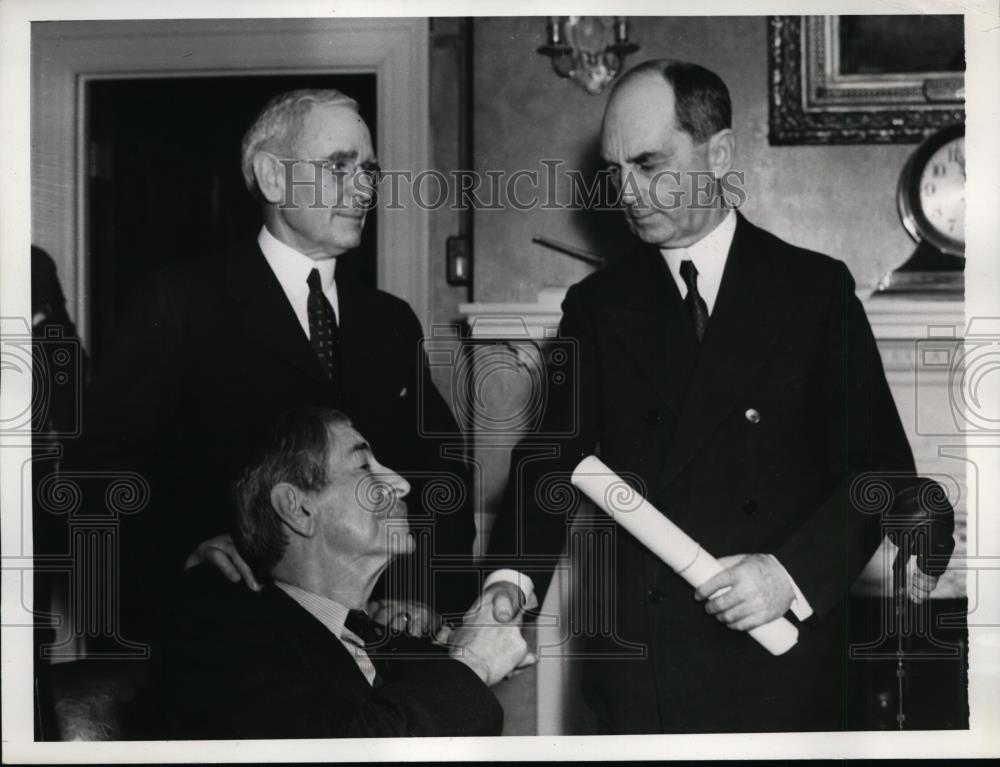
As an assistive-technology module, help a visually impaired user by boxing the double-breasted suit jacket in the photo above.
[489,214,915,732]
[66,238,474,629]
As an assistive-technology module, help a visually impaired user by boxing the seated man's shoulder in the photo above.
[164,564,272,636]
[171,562,252,602]
[159,569,326,738]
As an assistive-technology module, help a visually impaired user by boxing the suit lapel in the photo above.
[658,214,794,488]
[336,281,388,406]
[602,245,697,416]
[265,585,374,698]
[224,240,331,387]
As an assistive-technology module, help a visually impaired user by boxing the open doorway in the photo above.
[86,74,377,367]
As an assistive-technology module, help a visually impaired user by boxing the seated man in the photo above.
[159,407,530,739]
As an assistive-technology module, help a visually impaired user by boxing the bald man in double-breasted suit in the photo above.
[483,60,917,733]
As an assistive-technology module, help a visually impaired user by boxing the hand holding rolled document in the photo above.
[570,455,799,656]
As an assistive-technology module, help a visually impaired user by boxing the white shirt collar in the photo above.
[257,225,340,336]
[660,210,736,316]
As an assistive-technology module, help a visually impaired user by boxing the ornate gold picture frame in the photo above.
[768,15,965,144]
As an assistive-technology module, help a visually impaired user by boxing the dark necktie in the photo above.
[306,269,340,380]
[345,609,444,686]
[679,259,709,342]
[345,609,387,648]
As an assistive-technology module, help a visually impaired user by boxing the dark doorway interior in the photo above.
[86,74,377,368]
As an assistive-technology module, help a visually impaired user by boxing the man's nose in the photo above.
[618,170,640,207]
[389,471,410,500]
[350,169,376,206]
[374,461,410,500]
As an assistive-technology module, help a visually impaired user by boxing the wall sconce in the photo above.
[537,16,639,95]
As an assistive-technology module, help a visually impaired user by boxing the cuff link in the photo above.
[744,407,761,424]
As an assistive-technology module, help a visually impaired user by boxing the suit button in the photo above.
[647,587,664,604]
[645,409,661,426]
[745,408,761,424]
[742,498,758,515]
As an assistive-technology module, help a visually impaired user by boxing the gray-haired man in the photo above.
[161,407,528,738]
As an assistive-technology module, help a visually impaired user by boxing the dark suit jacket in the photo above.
[159,566,502,738]
[65,238,474,632]
[489,214,915,733]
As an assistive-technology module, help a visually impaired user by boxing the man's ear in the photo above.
[707,128,735,178]
[252,151,285,205]
[270,482,315,537]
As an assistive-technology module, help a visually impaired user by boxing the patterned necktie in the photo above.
[679,259,709,342]
[306,268,340,379]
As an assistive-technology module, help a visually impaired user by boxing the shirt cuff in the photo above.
[768,554,813,621]
[484,569,539,611]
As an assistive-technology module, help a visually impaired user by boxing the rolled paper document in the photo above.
[571,455,799,656]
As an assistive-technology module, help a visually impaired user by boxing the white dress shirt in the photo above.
[488,209,814,622]
[258,225,340,338]
[274,581,377,686]
[660,210,736,313]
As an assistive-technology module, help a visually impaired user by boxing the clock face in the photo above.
[898,125,965,257]
[918,137,965,245]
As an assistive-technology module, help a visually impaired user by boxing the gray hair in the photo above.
[232,407,352,579]
[240,89,360,197]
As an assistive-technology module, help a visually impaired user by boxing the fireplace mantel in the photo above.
[461,288,965,344]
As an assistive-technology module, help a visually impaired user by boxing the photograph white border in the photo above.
[3,0,999,761]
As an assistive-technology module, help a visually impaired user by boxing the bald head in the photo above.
[607,59,731,143]
[600,59,736,249]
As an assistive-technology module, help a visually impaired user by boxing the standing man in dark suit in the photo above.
[66,89,473,644]
[162,407,528,738]
[477,60,930,733]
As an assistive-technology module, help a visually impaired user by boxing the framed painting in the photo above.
[768,15,965,144]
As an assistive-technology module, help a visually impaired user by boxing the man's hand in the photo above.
[694,553,794,632]
[905,555,940,605]
[184,534,260,591]
[447,599,536,686]
[887,477,955,603]
[366,599,441,638]
[466,581,526,624]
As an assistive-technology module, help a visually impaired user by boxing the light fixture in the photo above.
[537,16,639,95]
